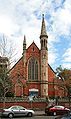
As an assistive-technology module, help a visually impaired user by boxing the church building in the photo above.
[10,15,64,98]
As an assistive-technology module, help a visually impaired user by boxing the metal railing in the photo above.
[0,96,46,102]
[0,96,71,102]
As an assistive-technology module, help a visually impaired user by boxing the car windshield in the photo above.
[10,106,25,110]
[11,106,18,110]
[17,106,25,110]
[54,106,64,109]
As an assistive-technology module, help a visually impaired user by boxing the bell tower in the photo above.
[40,14,48,97]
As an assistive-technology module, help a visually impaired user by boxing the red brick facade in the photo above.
[10,42,64,98]
[9,15,64,98]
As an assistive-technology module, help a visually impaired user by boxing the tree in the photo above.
[0,35,17,107]
[0,34,17,66]
[56,65,71,107]
[0,58,12,107]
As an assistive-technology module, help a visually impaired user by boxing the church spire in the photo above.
[23,35,26,54]
[40,14,48,39]
[40,14,48,97]
[40,14,48,50]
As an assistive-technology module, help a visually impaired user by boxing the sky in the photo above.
[0,0,71,71]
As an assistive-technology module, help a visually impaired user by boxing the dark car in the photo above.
[0,105,34,118]
[45,105,70,116]
[55,113,71,119]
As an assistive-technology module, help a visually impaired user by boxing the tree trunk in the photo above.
[3,96,6,108]
[69,95,70,108]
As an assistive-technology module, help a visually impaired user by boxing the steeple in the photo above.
[40,14,48,39]
[23,35,26,54]
[40,14,48,50]
[40,14,48,97]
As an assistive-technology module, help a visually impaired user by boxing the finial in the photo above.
[40,14,47,37]
[42,14,44,21]
[23,35,26,51]
[42,14,44,19]
[24,35,26,43]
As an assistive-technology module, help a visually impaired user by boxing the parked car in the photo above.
[55,113,71,119]
[0,105,35,118]
[45,105,70,116]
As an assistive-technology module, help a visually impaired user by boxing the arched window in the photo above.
[28,57,38,81]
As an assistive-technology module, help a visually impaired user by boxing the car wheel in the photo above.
[53,112,56,116]
[28,112,33,117]
[8,113,14,118]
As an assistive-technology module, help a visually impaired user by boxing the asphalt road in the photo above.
[0,110,57,119]
[0,116,58,119]
[0,111,71,119]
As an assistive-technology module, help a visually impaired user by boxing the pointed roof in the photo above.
[23,35,26,44]
[40,14,48,38]
[22,35,26,54]
[27,41,40,52]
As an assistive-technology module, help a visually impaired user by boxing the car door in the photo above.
[11,106,20,116]
[55,106,64,115]
[17,106,27,116]
[50,106,64,115]
[61,108,69,115]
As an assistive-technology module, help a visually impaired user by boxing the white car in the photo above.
[1,105,35,118]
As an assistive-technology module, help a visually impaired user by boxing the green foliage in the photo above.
[56,65,71,81]
[5,92,14,97]
[56,65,71,107]
[0,82,3,97]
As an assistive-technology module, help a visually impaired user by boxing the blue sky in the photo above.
[0,0,71,71]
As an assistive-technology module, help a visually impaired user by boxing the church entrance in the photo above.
[29,88,38,97]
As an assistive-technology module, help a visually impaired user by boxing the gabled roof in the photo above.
[27,41,40,51]
[9,42,55,76]
[9,41,40,71]
[9,57,23,72]
[48,64,56,74]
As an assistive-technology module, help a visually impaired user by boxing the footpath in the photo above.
[34,110,45,116]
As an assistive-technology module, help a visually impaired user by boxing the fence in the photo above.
[0,97,71,109]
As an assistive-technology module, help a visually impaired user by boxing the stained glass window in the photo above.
[28,57,38,81]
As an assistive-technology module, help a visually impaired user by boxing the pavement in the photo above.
[34,110,45,116]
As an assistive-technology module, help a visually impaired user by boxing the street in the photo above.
[0,110,58,119]
[0,115,58,119]
[0,110,57,119]
[0,110,63,119]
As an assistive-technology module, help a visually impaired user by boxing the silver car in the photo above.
[1,105,35,118]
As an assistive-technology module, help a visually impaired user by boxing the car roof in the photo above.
[54,106,64,108]
[10,105,24,108]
